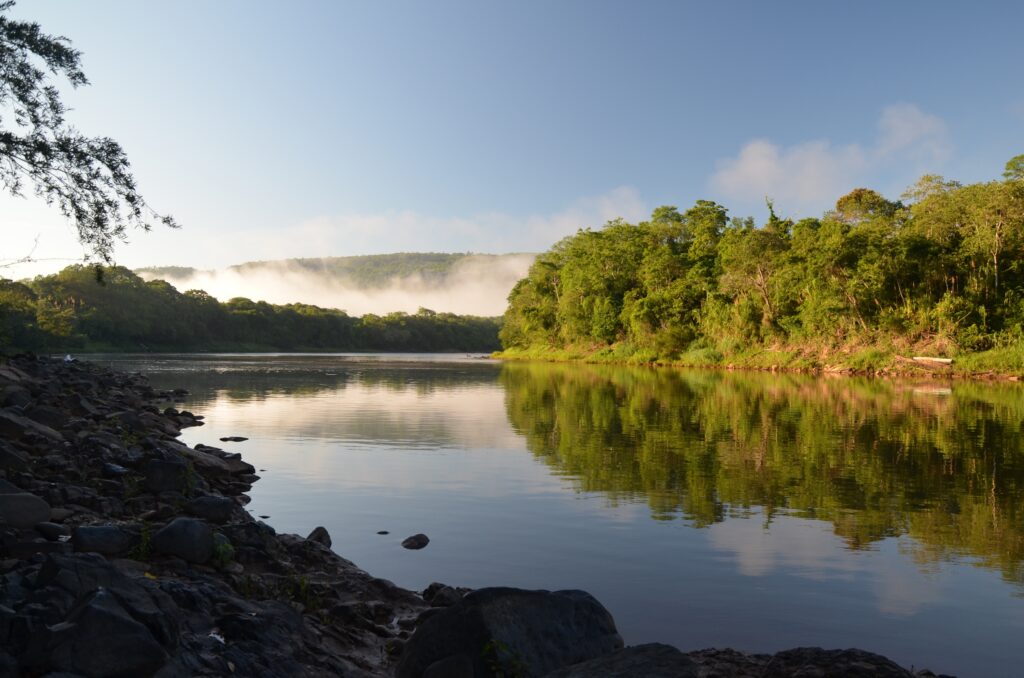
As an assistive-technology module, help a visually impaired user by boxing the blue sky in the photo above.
[4,0,1023,275]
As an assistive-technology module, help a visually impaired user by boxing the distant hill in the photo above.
[135,252,536,316]
[137,252,533,288]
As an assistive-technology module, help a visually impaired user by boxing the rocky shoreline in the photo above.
[0,355,954,677]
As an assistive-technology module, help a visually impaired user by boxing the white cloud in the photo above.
[710,104,951,213]
[1,186,648,280]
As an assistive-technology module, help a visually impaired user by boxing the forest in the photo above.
[499,157,1024,373]
[0,265,501,352]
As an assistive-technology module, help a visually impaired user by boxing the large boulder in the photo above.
[71,525,137,556]
[543,643,699,677]
[45,588,169,677]
[143,458,189,494]
[0,491,51,528]
[185,495,236,524]
[152,517,214,563]
[396,588,623,678]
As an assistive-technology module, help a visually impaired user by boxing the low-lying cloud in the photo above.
[139,254,536,317]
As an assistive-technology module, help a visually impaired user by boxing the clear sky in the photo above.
[3,0,1023,277]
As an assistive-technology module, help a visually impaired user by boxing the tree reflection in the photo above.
[501,362,1024,585]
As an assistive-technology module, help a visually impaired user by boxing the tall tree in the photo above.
[0,1,174,266]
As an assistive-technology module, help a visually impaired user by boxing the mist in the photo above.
[137,254,535,317]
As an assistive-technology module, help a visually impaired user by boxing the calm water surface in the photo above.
[95,354,1024,677]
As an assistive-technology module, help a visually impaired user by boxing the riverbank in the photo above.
[494,341,1024,381]
[0,354,954,676]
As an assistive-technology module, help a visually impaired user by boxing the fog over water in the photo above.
[137,254,535,316]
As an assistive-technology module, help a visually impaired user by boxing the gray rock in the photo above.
[0,478,24,494]
[0,491,51,528]
[0,409,63,442]
[0,384,31,409]
[402,533,430,550]
[47,588,169,677]
[153,517,214,563]
[219,436,249,442]
[0,442,30,472]
[144,458,189,494]
[185,495,235,524]
[429,586,463,608]
[307,525,332,548]
[396,587,623,678]
[36,521,69,541]
[544,643,699,677]
[72,525,137,556]
[424,653,474,678]
[763,647,919,678]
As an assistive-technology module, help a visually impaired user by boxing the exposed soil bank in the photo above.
[0,355,954,676]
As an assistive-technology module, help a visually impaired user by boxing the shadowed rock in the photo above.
[396,587,623,678]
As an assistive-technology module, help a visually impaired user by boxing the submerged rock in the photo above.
[401,533,430,550]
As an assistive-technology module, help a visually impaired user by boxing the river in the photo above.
[93,353,1024,677]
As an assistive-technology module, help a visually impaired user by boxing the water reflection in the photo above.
[500,362,1024,587]
[91,354,1024,675]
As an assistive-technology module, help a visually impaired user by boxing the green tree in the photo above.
[1004,154,1024,182]
[0,1,174,265]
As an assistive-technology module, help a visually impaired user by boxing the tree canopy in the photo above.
[0,1,174,266]
[501,157,1024,363]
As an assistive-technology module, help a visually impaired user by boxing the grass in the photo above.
[495,339,1024,380]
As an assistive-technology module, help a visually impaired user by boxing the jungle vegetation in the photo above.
[499,158,1024,374]
[0,265,501,352]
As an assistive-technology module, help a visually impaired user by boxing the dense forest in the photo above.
[500,157,1024,373]
[0,266,501,352]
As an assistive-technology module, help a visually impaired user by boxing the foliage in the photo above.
[0,1,174,265]
[500,158,1024,367]
[0,265,501,352]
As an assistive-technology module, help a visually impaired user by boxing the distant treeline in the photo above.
[0,266,501,352]
[501,157,1024,367]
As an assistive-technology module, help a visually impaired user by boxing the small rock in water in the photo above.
[377,530,389,535]
[259,515,270,519]
[307,525,332,548]
[401,533,429,550]
[219,436,248,442]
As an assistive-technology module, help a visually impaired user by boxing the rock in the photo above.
[544,643,699,677]
[402,533,430,550]
[46,588,169,677]
[0,491,51,528]
[0,409,64,442]
[143,458,189,494]
[0,384,31,409]
[0,443,29,472]
[0,478,23,494]
[763,647,919,678]
[396,588,623,678]
[307,526,331,548]
[71,525,137,556]
[377,530,390,535]
[50,507,75,522]
[424,653,475,678]
[35,522,69,541]
[152,517,214,563]
[101,462,130,478]
[185,495,236,524]
[429,586,463,608]
[219,436,249,442]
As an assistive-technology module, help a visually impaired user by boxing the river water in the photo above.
[94,353,1024,677]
